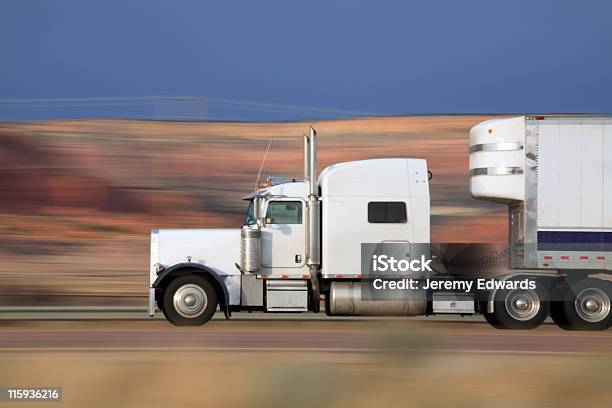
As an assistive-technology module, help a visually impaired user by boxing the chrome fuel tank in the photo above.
[327,281,427,316]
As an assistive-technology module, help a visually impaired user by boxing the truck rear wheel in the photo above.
[162,274,218,326]
[550,278,612,331]
[485,286,548,329]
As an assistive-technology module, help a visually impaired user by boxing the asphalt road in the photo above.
[2,309,610,408]
[0,311,610,355]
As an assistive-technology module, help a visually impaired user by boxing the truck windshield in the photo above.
[245,201,256,225]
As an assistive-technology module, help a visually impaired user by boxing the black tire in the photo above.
[162,274,218,326]
[480,300,499,326]
[551,278,612,331]
[486,285,549,330]
[483,310,500,327]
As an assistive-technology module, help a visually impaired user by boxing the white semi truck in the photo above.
[148,116,612,330]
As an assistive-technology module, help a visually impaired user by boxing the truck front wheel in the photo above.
[162,274,218,326]
[484,286,548,329]
[550,278,612,331]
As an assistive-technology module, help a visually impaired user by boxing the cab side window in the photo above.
[266,201,303,224]
[368,201,407,223]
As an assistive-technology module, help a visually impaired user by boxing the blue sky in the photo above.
[1,0,612,120]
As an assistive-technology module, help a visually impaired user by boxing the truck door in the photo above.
[261,199,307,271]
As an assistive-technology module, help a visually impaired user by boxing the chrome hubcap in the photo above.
[505,289,540,321]
[515,298,529,311]
[173,284,208,318]
[575,288,610,323]
[585,299,599,312]
[184,294,197,307]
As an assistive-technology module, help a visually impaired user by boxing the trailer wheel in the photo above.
[551,278,612,331]
[485,286,548,329]
[162,274,217,326]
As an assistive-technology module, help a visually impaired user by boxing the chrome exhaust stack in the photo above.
[304,127,321,311]
[305,127,320,267]
[308,127,317,197]
[303,133,310,182]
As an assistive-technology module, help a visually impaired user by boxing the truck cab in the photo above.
[149,128,431,325]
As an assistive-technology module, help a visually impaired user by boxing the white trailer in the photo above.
[149,116,612,330]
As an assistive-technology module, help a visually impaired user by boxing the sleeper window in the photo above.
[368,202,407,223]
[266,201,303,224]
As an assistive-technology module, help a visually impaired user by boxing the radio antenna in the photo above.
[254,137,273,192]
